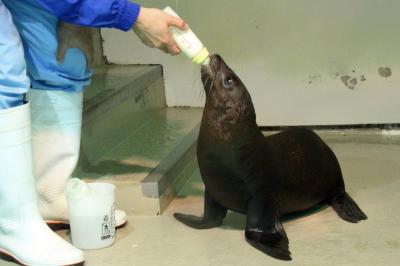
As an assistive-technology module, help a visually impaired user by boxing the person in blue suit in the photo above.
[0,1,187,265]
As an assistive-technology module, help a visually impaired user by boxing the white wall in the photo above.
[102,0,400,126]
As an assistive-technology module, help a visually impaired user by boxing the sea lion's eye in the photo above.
[223,77,234,88]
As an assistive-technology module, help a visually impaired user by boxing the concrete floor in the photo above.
[1,140,400,266]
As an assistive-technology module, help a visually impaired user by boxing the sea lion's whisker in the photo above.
[208,75,215,96]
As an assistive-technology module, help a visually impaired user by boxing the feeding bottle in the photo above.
[163,6,210,65]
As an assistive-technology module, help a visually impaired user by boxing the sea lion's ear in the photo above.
[245,198,292,261]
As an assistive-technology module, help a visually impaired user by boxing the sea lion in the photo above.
[174,54,367,261]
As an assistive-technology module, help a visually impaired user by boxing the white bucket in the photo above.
[67,179,116,250]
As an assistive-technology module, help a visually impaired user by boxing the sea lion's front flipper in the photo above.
[245,198,291,261]
[174,190,227,229]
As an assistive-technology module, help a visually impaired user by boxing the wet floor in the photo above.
[78,141,400,266]
[1,140,399,266]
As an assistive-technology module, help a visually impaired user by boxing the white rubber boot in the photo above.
[29,89,127,227]
[0,103,84,266]
[29,89,83,224]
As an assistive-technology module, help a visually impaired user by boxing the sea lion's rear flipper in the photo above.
[174,190,227,229]
[245,198,291,261]
[331,192,368,223]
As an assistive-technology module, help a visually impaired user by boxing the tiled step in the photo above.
[74,65,203,216]
[79,65,166,165]
[83,65,165,124]
[77,107,202,216]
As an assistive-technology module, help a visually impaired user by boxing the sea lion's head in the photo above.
[201,54,256,126]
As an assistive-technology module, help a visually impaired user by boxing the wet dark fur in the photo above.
[174,55,367,261]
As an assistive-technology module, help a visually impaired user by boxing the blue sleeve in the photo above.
[34,0,141,31]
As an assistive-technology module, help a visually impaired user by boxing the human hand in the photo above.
[133,7,188,55]
[56,22,94,67]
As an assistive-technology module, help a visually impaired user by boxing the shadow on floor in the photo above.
[220,203,330,231]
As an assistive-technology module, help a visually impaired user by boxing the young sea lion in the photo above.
[174,54,367,261]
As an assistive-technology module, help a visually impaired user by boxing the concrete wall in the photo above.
[102,0,400,126]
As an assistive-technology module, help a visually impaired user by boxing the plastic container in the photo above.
[67,178,116,250]
[163,6,210,65]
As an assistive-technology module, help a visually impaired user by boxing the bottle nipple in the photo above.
[192,47,210,65]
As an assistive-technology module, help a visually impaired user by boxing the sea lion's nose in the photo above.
[209,54,222,71]
[213,54,222,61]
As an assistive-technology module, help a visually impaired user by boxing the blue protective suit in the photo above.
[35,0,140,31]
[0,0,140,109]
[0,1,30,109]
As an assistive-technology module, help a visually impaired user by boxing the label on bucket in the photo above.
[101,204,115,241]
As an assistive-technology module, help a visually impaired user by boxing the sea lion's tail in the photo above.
[330,192,368,223]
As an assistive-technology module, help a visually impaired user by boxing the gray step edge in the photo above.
[141,123,200,198]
